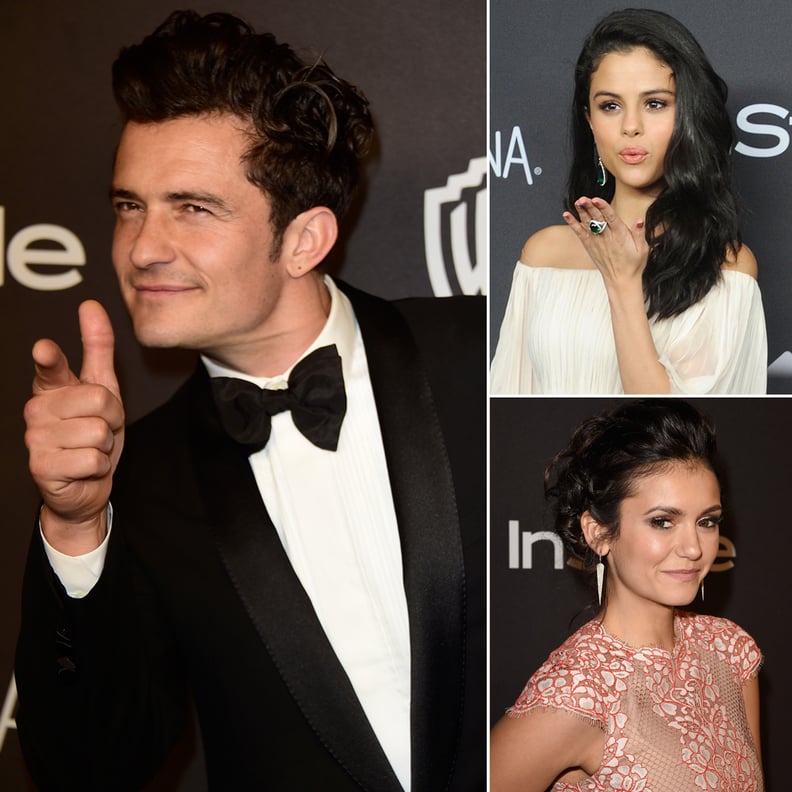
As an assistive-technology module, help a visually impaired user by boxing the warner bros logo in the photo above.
[423,157,487,297]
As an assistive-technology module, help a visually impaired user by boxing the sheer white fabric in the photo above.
[490,264,768,394]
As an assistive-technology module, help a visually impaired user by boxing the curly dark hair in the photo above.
[567,8,740,320]
[544,399,721,569]
[112,10,373,254]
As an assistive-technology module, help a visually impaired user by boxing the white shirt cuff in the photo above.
[40,504,112,599]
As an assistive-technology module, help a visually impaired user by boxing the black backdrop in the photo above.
[0,1,484,788]
[490,397,792,791]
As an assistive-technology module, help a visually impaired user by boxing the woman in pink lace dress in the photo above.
[490,400,763,791]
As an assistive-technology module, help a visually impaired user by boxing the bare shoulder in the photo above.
[490,707,604,791]
[519,225,589,269]
[722,242,758,279]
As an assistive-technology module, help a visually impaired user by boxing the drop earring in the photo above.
[595,154,607,187]
[596,555,605,607]
[700,580,705,602]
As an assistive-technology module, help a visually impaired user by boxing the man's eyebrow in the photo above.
[109,187,140,202]
[166,191,231,211]
[108,188,232,213]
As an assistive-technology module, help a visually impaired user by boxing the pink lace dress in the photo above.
[509,612,763,791]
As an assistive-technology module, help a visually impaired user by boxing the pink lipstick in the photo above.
[619,148,648,164]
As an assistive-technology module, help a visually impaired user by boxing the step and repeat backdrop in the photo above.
[0,1,484,787]
[490,0,792,392]
[491,397,792,792]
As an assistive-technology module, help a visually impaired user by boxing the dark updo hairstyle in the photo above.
[545,400,721,570]
[112,11,373,255]
[567,9,740,320]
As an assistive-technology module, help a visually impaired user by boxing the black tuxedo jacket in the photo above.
[16,284,485,791]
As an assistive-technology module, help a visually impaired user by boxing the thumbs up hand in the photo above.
[24,301,125,555]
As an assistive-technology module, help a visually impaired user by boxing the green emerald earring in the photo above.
[596,154,607,187]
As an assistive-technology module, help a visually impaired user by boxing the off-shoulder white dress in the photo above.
[490,264,768,394]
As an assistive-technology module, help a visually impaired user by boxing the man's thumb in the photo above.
[78,300,120,395]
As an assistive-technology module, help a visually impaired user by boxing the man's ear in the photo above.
[281,207,338,278]
[580,511,611,557]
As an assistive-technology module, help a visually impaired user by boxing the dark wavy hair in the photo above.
[112,11,373,254]
[544,400,721,569]
[567,8,740,320]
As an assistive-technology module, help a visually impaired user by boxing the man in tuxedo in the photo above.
[16,10,484,791]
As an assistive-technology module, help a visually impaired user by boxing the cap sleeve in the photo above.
[688,614,763,683]
[723,621,763,683]
[508,645,608,730]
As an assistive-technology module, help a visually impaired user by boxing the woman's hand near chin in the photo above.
[562,196,648,290]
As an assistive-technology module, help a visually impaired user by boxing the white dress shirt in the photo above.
[44,277,412,790]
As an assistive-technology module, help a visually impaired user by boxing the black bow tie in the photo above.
[210,345,347,453]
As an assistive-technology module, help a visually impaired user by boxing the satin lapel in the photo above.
[187,366,403,792]
[341,284,466,792]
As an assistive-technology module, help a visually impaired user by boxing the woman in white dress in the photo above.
[490,9,767,394]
